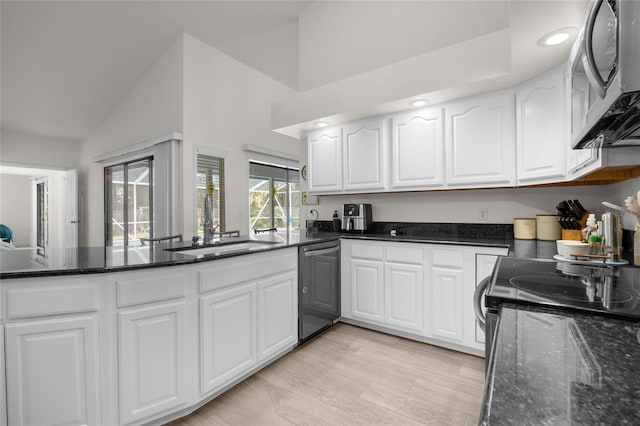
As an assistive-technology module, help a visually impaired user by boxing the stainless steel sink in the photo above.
[167,240,279,257]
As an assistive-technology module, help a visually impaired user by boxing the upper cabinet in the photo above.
[516,67,567,185]
[343,118,386,191]
[445,91,516,188]
[391,107,445,189]
[307,127,343,193]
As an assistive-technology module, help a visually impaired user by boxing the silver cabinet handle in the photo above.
[304,246,340,257]
[583,0,608,99]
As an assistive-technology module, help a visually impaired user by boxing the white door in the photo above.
[64,169,79,248]
[200,283,257,396]
[516,68,566,184]
[445,92,516,187]
[343,118,385,191]
[391,107,445,189]
[384,263,424,332]
[257,271,297,361]
[350,259,385,323]
[5,316,101,426]
[431,266,464,342]
[307,127,343,192]
[118,301,187,425]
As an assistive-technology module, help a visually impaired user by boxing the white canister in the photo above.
[514,218,536,240]
[536,214,562,241]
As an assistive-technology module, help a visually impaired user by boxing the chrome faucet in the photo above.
[203,193,219,244]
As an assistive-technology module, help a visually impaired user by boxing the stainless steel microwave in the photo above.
[571,0,640,149]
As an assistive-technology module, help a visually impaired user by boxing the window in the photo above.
[249,162,300,234]
[196,153,225,236]
[104,157,153,247]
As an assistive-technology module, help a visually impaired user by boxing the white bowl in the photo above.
[562,241,590,258]
[555,240,576,258]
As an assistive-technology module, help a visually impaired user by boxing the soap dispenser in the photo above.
[332,210,341,232]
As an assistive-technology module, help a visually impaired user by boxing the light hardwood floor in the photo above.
[169,323,486,426]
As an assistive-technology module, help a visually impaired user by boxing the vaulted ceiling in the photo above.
[1,0,589,143]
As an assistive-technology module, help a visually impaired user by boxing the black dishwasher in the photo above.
[298,240,341,343]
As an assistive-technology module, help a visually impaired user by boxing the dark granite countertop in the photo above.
[0,222,518,279]
[480,304,640,425]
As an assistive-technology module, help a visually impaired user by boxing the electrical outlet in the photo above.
[478,208,489,220]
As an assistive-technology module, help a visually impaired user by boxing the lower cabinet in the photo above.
[257,271,297,361]
[430,265,464,343]
[350,258,385,323]
[200,283,257,396]
[342,239,508,355]
[118,301,188,425]
[0,326,5,426]
[5,316,101,426]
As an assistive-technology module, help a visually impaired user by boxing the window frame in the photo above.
[193,145,227,238]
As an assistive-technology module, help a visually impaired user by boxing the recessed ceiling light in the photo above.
[315,121,328,128]
[411,99,428,107]
[537,27,577,47]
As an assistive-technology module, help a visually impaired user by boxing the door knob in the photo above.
[302,286,308,294]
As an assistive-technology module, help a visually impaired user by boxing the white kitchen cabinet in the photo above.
[516,67,567,185]
[200,282,257,396]
[5,316,101,426]
[342,118,386,191]
[430,264,465,343]
[385,262,424,332]
[118,301,187,425]
[445,91,516,188]
[391,107,445,189]
[350,258,385,323]
[257,270,297,361]
[0,326,5,426]
[307,126,343,193]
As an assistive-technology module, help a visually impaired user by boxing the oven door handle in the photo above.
[473,276,491,332]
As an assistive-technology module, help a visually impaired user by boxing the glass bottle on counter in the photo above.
[635,226,640,266]
[332,210,341,232]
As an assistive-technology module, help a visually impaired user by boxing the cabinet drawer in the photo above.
[199,249,297,294]
[350,243,384,260]
[385,245,424,264]
[432,248,464,268]
[116,273,186,308]
[5,280,99,319]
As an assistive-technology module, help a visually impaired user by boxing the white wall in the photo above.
[304,185,613,227]
[0,128,81,169]
[0,174,31,247]
[609,176,640,231]
[80,36,184,246]
[181,34,299,237]
[297,1,510,91]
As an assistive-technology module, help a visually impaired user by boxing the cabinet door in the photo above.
[385,263,424,332]
[431,266,464,342]
[5,316,100,426]
[350,259,385,323]
[257,271,297,361]
[445,92,516,187]
[200,283,257,396]
[391,107,445,189]
[118,301,187,425]
[0,327,5,426]
[516,68,566,184]
[307,127,343,192]
[343,118,385,191]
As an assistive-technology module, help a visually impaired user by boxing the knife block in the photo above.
[561,211,590,241]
